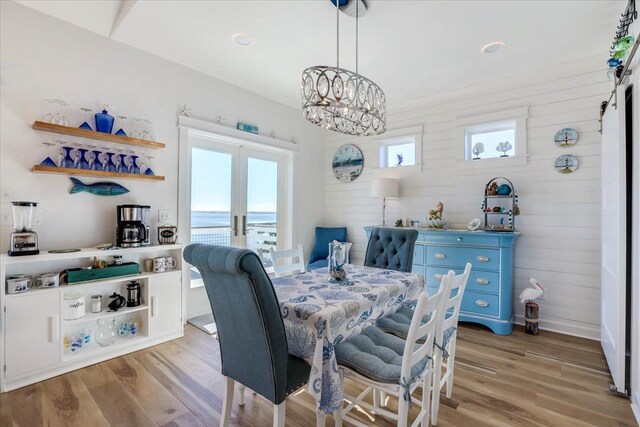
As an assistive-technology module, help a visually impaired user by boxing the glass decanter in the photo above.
[95,318,117,347]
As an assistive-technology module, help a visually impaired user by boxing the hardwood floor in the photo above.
[1,324,637,427]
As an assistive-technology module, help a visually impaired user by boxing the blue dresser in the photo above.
[365,227,519,335]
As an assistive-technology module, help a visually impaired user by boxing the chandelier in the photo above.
[301,0,386,136]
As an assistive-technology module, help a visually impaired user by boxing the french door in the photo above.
[189,140,287,263]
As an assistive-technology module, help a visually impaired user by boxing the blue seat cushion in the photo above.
[377,306,456,345]
[308,227,347,265]
[335,326,428,384]
[307,259,328,271]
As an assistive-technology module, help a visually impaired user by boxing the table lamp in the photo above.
[370,178,399,226]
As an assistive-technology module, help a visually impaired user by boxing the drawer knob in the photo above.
[476,256,490,262]
[434,253,446,260]
[476,278,489,285]
[475,300,489,307]
[457,237,462,242]
[434,274,443,280]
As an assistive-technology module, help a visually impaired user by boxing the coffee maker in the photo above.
[116,205,151,247]
[8,201,41,256]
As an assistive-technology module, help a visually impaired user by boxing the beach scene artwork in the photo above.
[554,128,579,147]
[554,154,579,174]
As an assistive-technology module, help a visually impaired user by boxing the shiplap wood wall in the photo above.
[323,57,609,339]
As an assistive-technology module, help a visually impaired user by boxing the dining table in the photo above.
[272,264,425,416]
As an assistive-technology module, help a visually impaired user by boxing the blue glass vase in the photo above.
[105,152,117,172]
[62,147,75,168]
[95,109,114,134]
[77,148,90,169]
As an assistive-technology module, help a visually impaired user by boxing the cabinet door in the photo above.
[149,272,182,338]
[5,292,61,379]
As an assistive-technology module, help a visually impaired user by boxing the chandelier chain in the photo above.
[356,0,358,74]
[336,0,339,69]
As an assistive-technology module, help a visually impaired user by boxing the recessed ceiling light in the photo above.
[232,33,253,47]
[482,41,506,54]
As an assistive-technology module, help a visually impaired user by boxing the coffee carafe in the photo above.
[8,201,41,256]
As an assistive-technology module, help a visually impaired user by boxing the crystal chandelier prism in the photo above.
[301,0,386,136]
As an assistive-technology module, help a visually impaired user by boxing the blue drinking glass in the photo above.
[118,153,128,173]
[130,155,140,174]
[77,148,90,170]
[106,152,117,172]
[62,147,75,168]
[91,149,102,170]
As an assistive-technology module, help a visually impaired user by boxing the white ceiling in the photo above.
[17,0,623,108]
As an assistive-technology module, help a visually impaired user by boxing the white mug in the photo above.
[35,272,59,288]
[153,257,166,273]
[7,277,33,294]
[164,256,177,270]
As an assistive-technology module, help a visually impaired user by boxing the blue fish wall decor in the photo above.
[69,177,129,196]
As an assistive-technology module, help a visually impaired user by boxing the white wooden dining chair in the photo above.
[334,271,454,427]
[269,244,306,278]
[430,262,471,425]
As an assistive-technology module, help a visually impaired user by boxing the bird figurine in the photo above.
[519,277,545,304]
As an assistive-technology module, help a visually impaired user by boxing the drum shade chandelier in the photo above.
[301,0,386,136]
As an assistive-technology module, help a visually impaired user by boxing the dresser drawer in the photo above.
[461,291,500,317]
[413,244,425,266]
[420,233,499,247]
[425,267,500,295]
[426,246,500,270]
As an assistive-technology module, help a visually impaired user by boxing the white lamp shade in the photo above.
[370,178,399,199]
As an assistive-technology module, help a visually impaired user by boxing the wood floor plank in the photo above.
[41,372,110,427]
[2,324,637,427]
[77,363,157,427]
[106,355,190,425]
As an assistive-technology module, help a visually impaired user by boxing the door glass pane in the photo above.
[190,147,233,286]
[246,157,278,268]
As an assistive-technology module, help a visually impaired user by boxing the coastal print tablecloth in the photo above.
[272,265,424,413]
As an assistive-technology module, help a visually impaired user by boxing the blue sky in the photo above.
[191,148,277,212]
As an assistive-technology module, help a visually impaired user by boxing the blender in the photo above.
[8,201,41,256]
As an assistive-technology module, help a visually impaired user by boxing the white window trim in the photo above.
[373,125,423,178]
[455,106,529,168]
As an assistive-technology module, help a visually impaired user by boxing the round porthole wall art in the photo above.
[332,144,364,183]
[554,128,579,147]
[554,154,579,174]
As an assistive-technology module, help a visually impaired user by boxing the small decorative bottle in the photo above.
[94,107,115,134]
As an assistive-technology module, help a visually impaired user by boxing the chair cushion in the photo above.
[364,228,418,272]
[335,326,428,384]
[286,354,311,396]
[308,227,347,264]
[377,306,457,345]
[307,259,328,271]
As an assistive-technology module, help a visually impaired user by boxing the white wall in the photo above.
[324,56,609,339]
[0,2,326,318]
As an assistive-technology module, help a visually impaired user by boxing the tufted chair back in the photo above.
[364,227,418,272]
[183,244,290,404]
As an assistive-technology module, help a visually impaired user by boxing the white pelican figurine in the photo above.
[519,277,545,303]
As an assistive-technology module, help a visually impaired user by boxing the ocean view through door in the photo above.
[189,141,286,286]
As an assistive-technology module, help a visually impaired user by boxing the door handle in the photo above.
[434,253,446,260]
[232,215,238,237]
[434,274,443,280]
[475,300,489,307]
[242,215,247,236]
[476,256,490,262]
[50,315,60,342]
[151,296,157,317]
[476,278,489,285]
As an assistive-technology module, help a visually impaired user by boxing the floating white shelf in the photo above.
[62,334,148,363]
[63,304,149,326]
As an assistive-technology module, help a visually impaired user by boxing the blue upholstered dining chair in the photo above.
[183,244,311,427]
[307,226,347,270]
[364,227,418,272]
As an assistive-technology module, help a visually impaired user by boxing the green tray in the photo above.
[64,262,140,284]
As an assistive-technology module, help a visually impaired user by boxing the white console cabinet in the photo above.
[0,244,184,392]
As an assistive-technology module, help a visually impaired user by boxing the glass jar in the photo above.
[328,240,352,283]
[95,318,117,347]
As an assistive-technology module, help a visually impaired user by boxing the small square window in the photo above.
[456,107,529,167]
[375,126,423,173]
[466,120,516,160]
[385,141,416,167]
